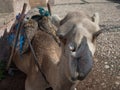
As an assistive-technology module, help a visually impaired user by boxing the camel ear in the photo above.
[92,13,99,25]
[93,29,104,41]
[50,14,62,27]
[60,14,69,25]
[56,21,74,38]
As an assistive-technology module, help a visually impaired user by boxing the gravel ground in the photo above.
[53,0,120,90]
[53,0,120,25]
[77,28,120,90]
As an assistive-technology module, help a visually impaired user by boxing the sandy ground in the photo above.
[0,0,120,90]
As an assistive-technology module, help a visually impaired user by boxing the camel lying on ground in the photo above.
[0,10,101,90]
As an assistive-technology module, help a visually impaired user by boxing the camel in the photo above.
[0,11,101,90]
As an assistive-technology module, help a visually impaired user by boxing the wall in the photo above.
[29,0,55,8]
[0,0,55,14]
[0,0,30,15]
[13,0,31,16]
[0,0,13,13]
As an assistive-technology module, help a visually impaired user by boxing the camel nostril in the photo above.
[68,43,76,52]
[78,73,86,80]
[69,46,75,52]
[46,87,53,90]
[79,73,85,77]
[69,45,74,51]
[71,77,77,81]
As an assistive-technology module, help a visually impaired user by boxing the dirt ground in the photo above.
[0,0,120,90]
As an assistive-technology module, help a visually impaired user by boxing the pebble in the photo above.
[115,81,120,85]
[101,83,105,86]
[116,76,120,79]
[114,57,117,59]
[111,65,114,67]
[112,51,115,54]
[105,65,110,69]
[94,58,98,62]
[104,62,108,64]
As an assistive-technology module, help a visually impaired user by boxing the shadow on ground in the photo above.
[107,0,120,9]
[116,4,120,9]
[55,0,120,6]
[107,0,120,4]
[0,71,26,90]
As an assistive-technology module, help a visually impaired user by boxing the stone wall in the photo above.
[0,0,30,16]
[29,0,48,7]
[0,0,13,13]
[0,0,30,36]
[13,0,31,16]
[0,0,55,15]
[29,0,55,7]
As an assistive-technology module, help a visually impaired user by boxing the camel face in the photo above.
[68,36,93,81]
[57,11,100,81]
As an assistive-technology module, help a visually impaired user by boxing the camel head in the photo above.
[57,11,101,81]
[0,30,11,63]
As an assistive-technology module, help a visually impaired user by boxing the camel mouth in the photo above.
[71,74,86,81]
[68,48,93,83]
[70,54,93,81]
[77,75,86,81]
[70,68,90,81]
[69,37,93,81]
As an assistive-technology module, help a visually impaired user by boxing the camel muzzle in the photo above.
[71,37,93,81]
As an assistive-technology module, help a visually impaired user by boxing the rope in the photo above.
[37,7,50,16]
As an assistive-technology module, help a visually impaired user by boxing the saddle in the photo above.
[8,7,60,54]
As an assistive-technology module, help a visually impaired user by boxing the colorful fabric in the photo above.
[8,14,25,54]
[37,7,50,16]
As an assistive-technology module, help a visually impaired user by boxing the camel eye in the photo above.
[26,17,29,19]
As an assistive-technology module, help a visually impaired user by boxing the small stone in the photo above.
[115,81,120,85]
[102,71,104,73]
[104,62,108,64]
[112,51,114,54]
[110,68,113,71]
[101,83,105,86]
[105,65,110,69]
[111,65,114,67]
[116,76,120,79]
[101,83,106,88]
[94,58,98,62]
